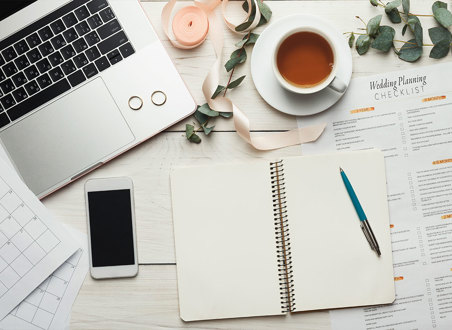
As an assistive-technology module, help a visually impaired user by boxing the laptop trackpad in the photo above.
[0,78,135,195]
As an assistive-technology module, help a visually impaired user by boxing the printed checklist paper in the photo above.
[298,62,452,329]
[0,229,88,330]
[0,157,78,321]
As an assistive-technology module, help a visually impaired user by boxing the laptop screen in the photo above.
[0,0,38,21]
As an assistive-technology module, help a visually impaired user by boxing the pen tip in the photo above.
[339,167,343,172]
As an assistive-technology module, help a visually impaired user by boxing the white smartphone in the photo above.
[84,177,138,279]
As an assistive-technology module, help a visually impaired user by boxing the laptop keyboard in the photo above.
[0,0,135,129]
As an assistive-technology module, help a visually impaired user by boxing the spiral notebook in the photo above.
[170,150,395,322]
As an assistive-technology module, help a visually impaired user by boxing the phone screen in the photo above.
[87,189,135,267]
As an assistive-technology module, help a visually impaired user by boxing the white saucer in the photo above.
[251,14,353,116]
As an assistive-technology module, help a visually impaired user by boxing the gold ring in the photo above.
[128,96,143,110]
[151,91,167,106]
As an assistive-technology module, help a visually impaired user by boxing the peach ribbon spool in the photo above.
[162,0,326,150]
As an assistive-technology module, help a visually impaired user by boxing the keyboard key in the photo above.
[0,79,15,94]
[99,7,115,22]
[12,72,27,87]
[12,87,28,102]
[0,102,2,112]
[0,68,4,82]
[88,0,108,14]
[85,31,100,46]
[82,63,98,78]
[107,49,122,65]
[50,35,66,50]
[36,73,52,89]
[119,43,135,59]
[26,33,41,48]
[85,47,100,61]
[63,28,78,43]
[14,55,30,71]
[0,94,16,110]
[62,12,78,27]
[75,21,91,37]
[3,62,18,77]
[8,79,71,121]
[26,49,42,64]
[36,58,52,74]
[24,65,40,80]
[73,38,88,53]
[50,19,66,34]
[38,26,53,42]
[0,55,4,67]
[49,67,64,82]
[13,40,29,55]
[49,52,64,67]
[73,53,88,68]
[97,31,127,55]
[0,113,10,129]
[61,60,76,75]
[97,19,121,39]
[24,80,40,95]
[2,47,17,62]
[75,6,90,20]
[38,41,54,57]
[87,14,103,29]
[68,70,86,87]
[94,56,110,72]
[61,45,76,60]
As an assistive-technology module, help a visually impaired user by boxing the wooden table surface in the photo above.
[40,0,447,328]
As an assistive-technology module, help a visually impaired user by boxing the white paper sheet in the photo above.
[0,158,79,320]
[297,62,452,329]
[0,229,88,330]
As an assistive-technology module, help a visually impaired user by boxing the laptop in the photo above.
[0,0,196,198]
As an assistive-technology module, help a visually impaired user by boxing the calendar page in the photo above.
[0,229,88,330]
[0,158,79,320]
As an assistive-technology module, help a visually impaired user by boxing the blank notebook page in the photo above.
[283,150,395,311]
[170,161,282,321]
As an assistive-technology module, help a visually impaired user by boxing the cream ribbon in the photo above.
[162,0,326,150]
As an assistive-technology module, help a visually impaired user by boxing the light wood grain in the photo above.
[71,265,330,329]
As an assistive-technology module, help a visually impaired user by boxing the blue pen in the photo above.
[340,167,381,257]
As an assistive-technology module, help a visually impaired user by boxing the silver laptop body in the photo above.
[0,0,196,198]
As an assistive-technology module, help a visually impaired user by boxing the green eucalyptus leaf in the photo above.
[429,26,452,44]
[433,8,452,28]
[398,38,422,62]
[235,33,259,48]
[211,85,226,99]
[432,1,447,12]
[185,124,195,139]
[194,109,209,126]
[197,103,219,117]
[219,112,233,118]
[402,0,410,15]
[202,124,215,136]
[235,2,256,32]
[356,35,371,55]
[227,75,246,89]
[348,32,355,48]
[235,37,248,48]
[188,133,201,144]
[367,15,382,37]
[407,15,420,29]
[257,1,272,22]
[402,24,408,35]
[371,26,395,52]
[225,49,247,72]
[386,0,402,11]
[242,0,249,12]
[414,22,423,46]
[370,0,378,6]
[429,39,450,58]
[247,33,259,45]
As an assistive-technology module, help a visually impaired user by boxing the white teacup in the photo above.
[273,27,347,94]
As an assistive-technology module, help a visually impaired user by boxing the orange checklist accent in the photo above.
[394,276,404,281]
[441,214,452,219]
[390,224,394,228]
[350,107,374,114]
[432,159,452,165]
[422,95,446,102]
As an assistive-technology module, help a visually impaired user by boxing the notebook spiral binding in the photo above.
[270,160,296,313]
